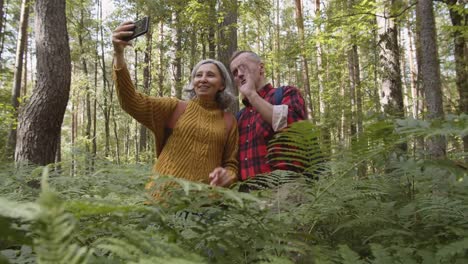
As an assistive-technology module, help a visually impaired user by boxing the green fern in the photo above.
[32,168,93,264]
[338,244,365,264]
[436,238,468,262]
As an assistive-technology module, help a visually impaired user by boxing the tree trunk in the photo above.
[139,28,152,156]
[348,41,366,177]
[15,0,71,165]
[8,0,30,157]
[406,19,419,118]
[314,0,324,120]
[0,0,5,62]
[217,0,239,113]
[377,0,404,117]
[78,4,92,171]
[158,21,165,97]
[171,10,183,99]
[207,0,216,59]
[348,44,362,136]
[71,90,77,176]
[112,98,120,164]
[0,0,4,36]
[22,33,28,97]
[91,33,98,169]
[445,0,468,157]
[400,29,411,115]
[98,0,110,157]
[294,0,312,120]
[275,0,281,87]
[416,0,446,159]
[189,27,197,73]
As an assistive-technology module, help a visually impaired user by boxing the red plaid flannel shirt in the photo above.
[238,84,306,180]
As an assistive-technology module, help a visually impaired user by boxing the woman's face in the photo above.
[193,63,224,101]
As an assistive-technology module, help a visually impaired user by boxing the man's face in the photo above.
[229,53,263,89]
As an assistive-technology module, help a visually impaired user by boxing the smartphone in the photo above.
[125,16,149,41]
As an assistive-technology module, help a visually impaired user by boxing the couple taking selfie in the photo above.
[112,19,307,200]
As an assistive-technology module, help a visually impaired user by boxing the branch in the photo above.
[326,2,418,22]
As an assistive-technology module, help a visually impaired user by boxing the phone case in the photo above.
[126,17,149,40]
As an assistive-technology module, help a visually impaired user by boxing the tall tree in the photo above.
[207,0,216,59]
[444,0,467,155]
[75,0,93,170]
[0,0,5,62]
[0,0,4,42]
[294,0,312,118]
[138,27,153,157]
[8,0,30,156]
[405,18,420,118]
[416,0,446,158]
[217,0,239,112]
[274,0,281,87]
[377,0,404,117]
[157,21,165,97]
[315,0,325,120]
[97,0,111,157]
[172,8,183,99]
[15,0,71,165]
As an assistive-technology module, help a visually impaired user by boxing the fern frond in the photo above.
[0,197,39,221]
[33,168,93,264]
[95,230,205,263]
[338,244,365,264]
[436,238,468,262]
[369,244,394,264]
[267,121,325,173]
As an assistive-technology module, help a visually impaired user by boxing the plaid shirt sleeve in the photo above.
[269,86,307,171]
[281,86,307,125]
[238,85,306,180]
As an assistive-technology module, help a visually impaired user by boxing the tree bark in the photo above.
[78,4,92,170]
[275,0,281,87]
[416,0,446,159]
[8,0,30,157]
[0,0,4,36]
[98,0,111,157]
[139,28,152,156]
[377,0,404,117]
[294,0,312,120]
[171,10,183,99]
[314,0,325,120]
[406,18,420,119]
[0,0,5,62]
[158,21,165,97]
[445,0,467,156]
[15,0,71,165]
[218,0,239,113]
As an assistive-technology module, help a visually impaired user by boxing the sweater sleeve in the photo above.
[222,113,239,183]
[113,65,178,154]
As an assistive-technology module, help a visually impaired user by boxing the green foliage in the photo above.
[1,117,468,263]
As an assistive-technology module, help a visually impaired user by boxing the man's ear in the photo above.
[259,63,265,76]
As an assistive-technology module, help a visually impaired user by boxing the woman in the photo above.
[112,21,238,198]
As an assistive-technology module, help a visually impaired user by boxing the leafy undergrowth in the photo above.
[1,116,467,263]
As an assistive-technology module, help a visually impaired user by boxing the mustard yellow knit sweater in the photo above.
[113,66,239,190]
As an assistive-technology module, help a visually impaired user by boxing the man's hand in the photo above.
[237,65,257,98]
[209,167,235,187]
[112,21,135,55]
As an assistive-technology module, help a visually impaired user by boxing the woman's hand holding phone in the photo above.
[112,17,149,53]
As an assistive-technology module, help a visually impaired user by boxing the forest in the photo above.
[0,0,467,263]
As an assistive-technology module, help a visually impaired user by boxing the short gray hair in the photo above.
[185,59,235,110]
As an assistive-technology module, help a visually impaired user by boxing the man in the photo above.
[229,51,307,183]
